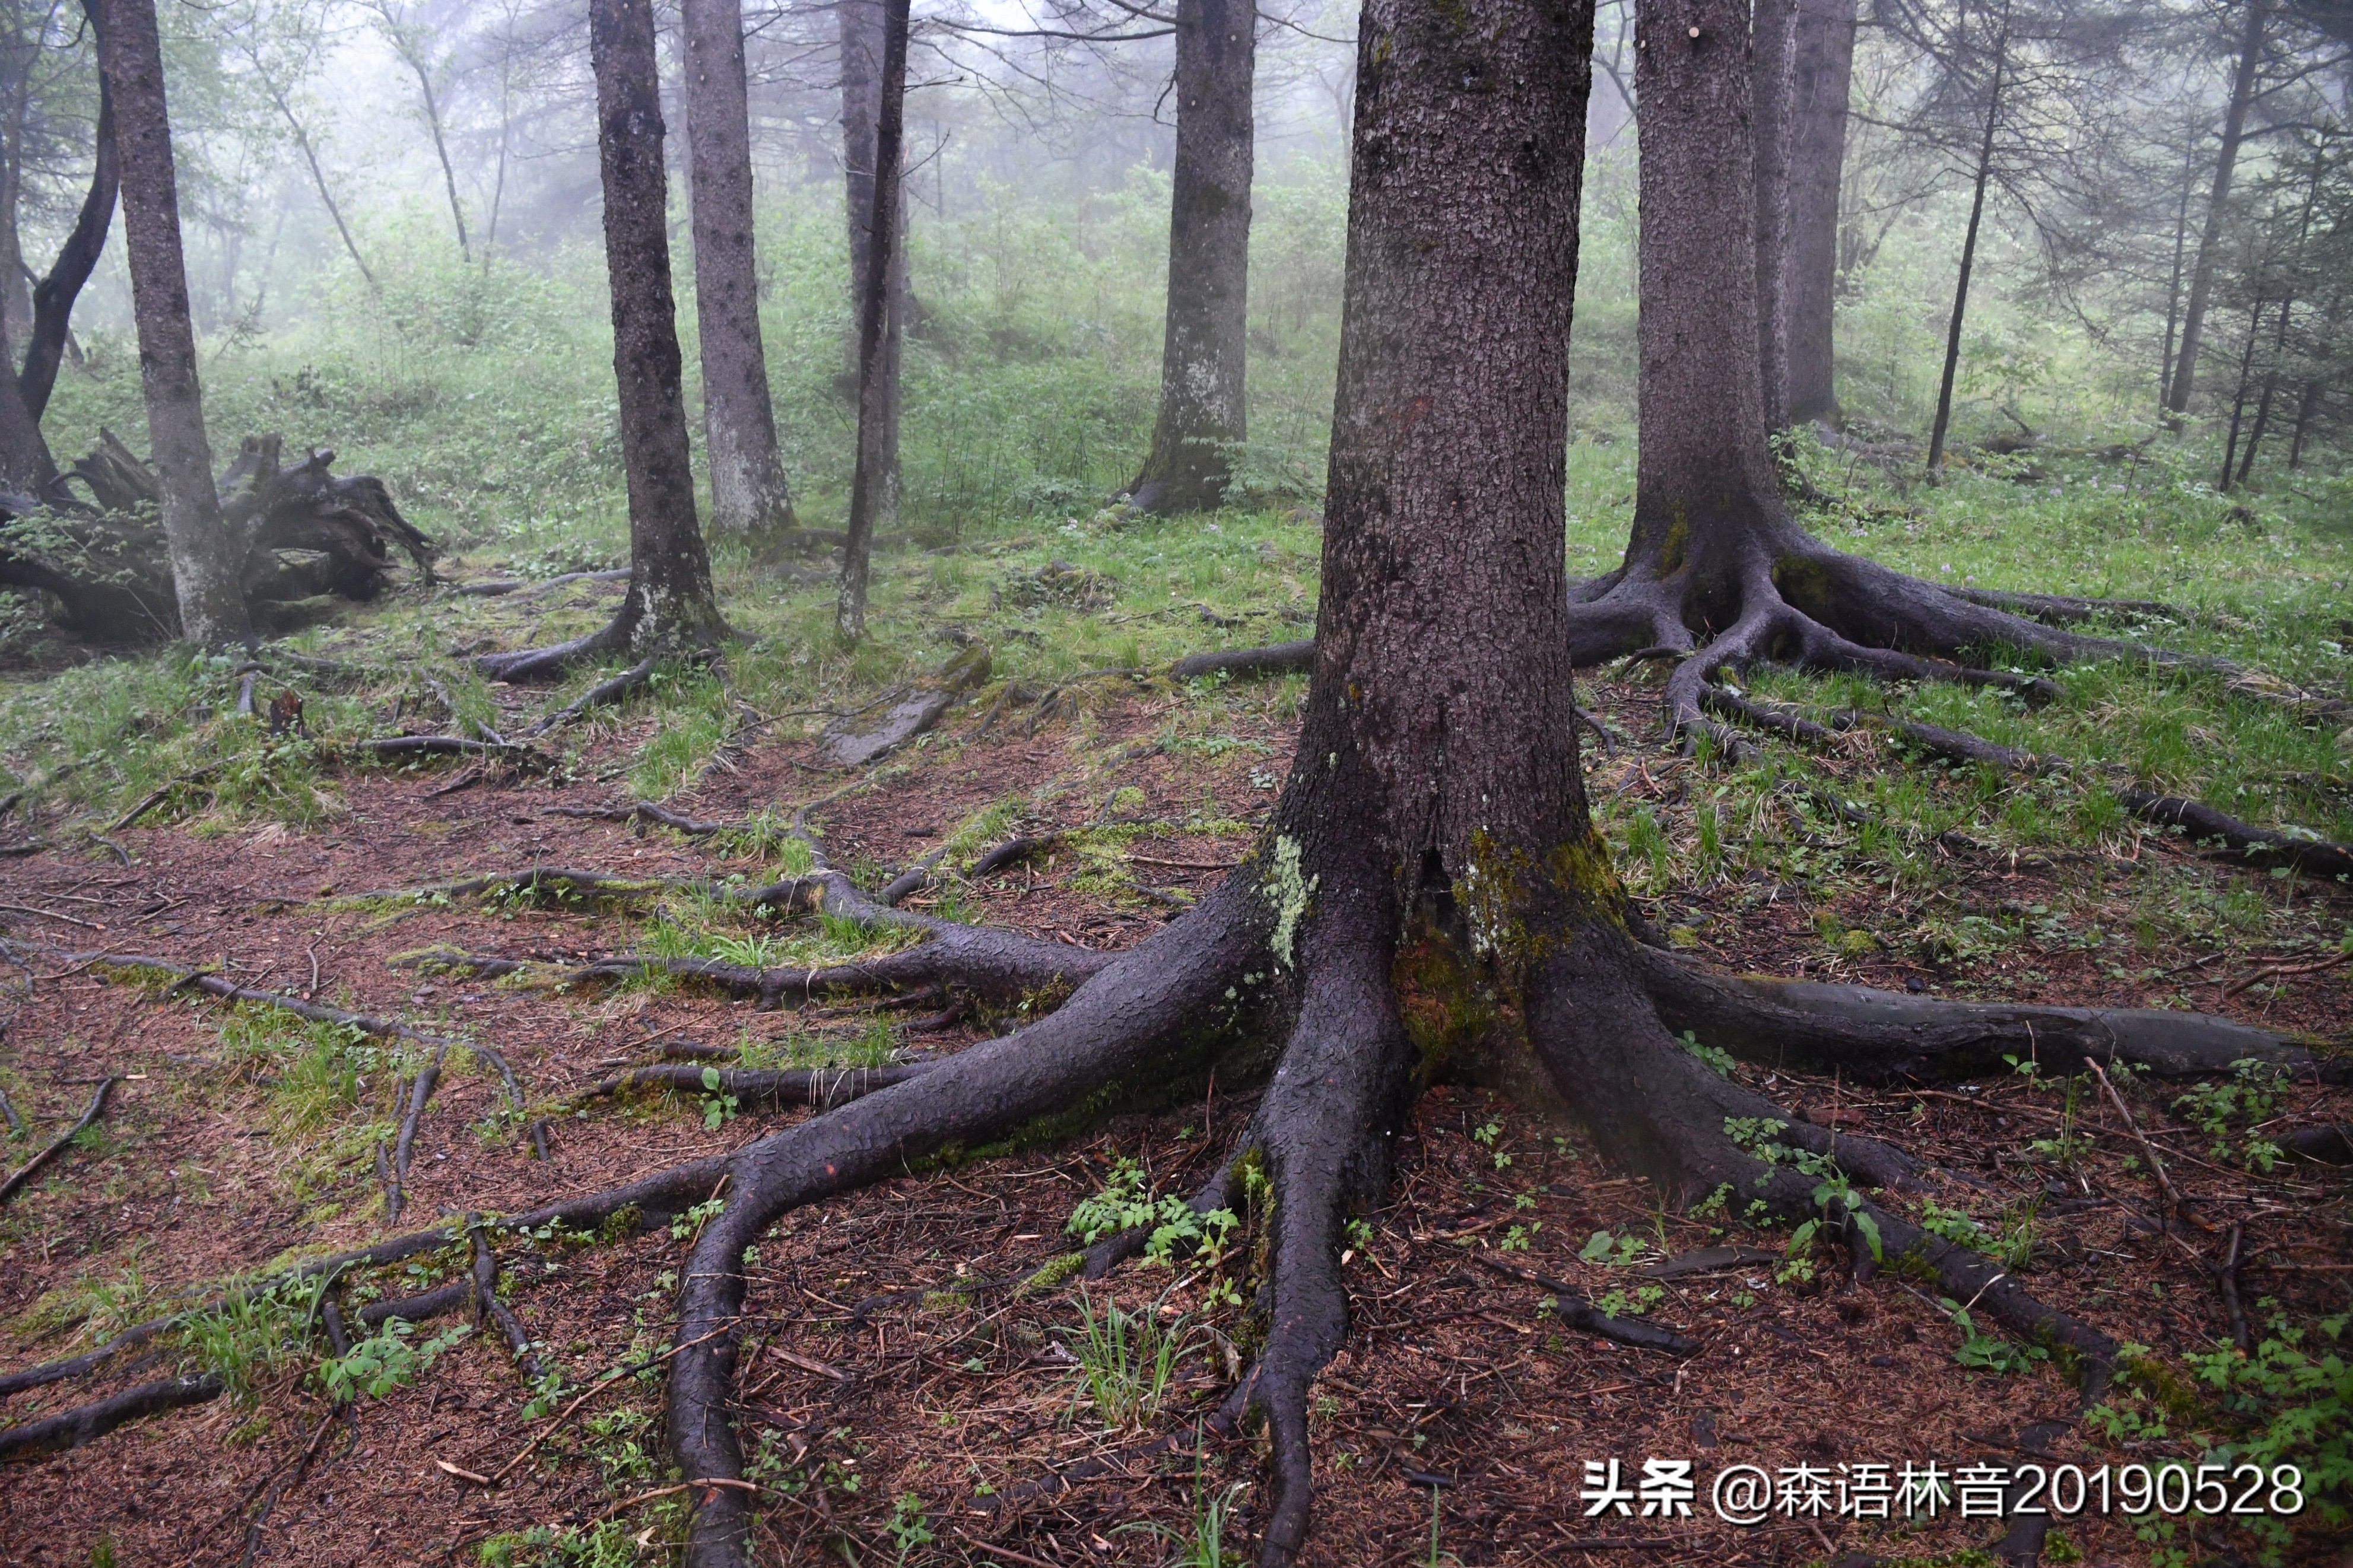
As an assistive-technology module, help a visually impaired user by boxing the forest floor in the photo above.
[1,445,2351,1567]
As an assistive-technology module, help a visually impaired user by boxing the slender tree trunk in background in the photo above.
[2234,144,2324,485]
[262,76,379,296]
[834,0,907,643]
[2288,375,2322,467]
[589,0,722,653]
[2218,298,2264,490]
[0,42,30,353]
[1783,0,1855,427]
[683,0,796,544]
[88,0,249,645]
[2157,132,2196,412]
[2168,0,2268,421]
[21,66,118,425]
[1128,0,1255,513]
[1925,9,2006,485]
[839,0,904,522]
[1751,0,1796,434]
[386,26,470,262]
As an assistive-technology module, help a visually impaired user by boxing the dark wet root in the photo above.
[1701,693,2353,883]
[558,1063,927,1113]
[667,880,1270,1566]
[473,619,634,684]
[0,1375,224,1461]
[526,656,661,737]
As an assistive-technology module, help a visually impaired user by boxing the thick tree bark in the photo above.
[1751,0,1796,433]
[834,0,909,643]
[682,0,796,543]
[479,0,723,680]
[2168,0,2268,421]
[1128,0,1255,513]
[838,0,905,523]
[1782,0,1854,427]
[88,0,250,645]
[1924,8,2006,484]
[1618,0,1784,626]
[587,0,722,657]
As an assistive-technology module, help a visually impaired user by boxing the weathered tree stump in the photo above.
[0,430,434,641]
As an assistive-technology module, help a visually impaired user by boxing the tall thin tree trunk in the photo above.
[2235,144,2325,485]
[1925,7,2007,484]
[2168,0,2268,421]
[2287,376,2322,468]
[388,28,469,262]
[88,0,250,645]
[2218,298,2264,490]
[1127,0,1255,514]
[1751,0,1796,434]
[21,65,118,425]
[1782,0,1856,427]
[2157,130,2196,412]
[590,0,722,654]
[839,0,905,523]
[261,75,378,296]
[834,0,908,643]
[684,0,795,543]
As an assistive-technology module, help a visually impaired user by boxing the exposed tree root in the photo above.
[1168,641,1311,683]
[386,1044,449,1225]
[560,1063,928,1112]
[0,1075,118,1208]
[452,567,632,599]
[0,1152,735,1402]
[34,949,552,1160]
[1628,944,2330,1083]
[1704,690,2353,882]
[0,1375,224,1462]
[470,1225,546,1384]
[668,880,1270,1563]
[1466,1253,1700,1353]
[352,736,554,770]
[1942,586,2187,628]
[526,656,662,737]
[543,800,726,837]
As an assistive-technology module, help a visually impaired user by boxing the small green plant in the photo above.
[1066,1156,1238,1264]
[319,1321,470,1401]
[1578,1229,1647,1267]
[887,1491,935,1564]
[2174,1058,2292,1171]
[698,1066,739,1131]
[180,1282,315,1402]
[671,1197,727,1241]
[2188,1309,2350,1527]
[1946,1299,2048,1374]
[1065,1286,1190,1427]
[1681,1030,1737,1077]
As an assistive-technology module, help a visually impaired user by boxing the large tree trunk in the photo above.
[683,0,796,543]
[838,0,904,523]
[2168,0,2269,421]
[1127,0,1255,514]
[588,0,722,654]
[1751,0,1796,433]
[833,0,908,643]
[478,0,722,680]
[1782,0,1855,427]
[88,0,250,646]
[1924,9,2006,484]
